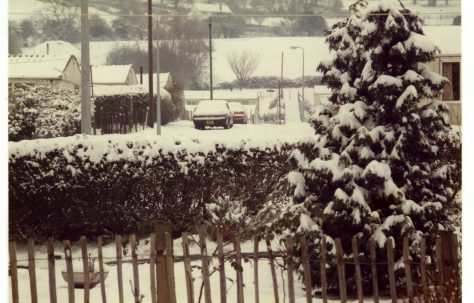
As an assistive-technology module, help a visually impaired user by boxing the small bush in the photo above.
[8,84,81,141]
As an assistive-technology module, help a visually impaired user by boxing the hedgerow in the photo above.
[9,134,305,241]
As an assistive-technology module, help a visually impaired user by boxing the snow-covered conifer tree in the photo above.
[284,0,461,292]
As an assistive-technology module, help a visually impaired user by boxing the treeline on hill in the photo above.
[8,0,343,54]
[217,75,322,89]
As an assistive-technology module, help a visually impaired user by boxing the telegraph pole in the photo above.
[279,52,284,125]
[209,19,213,100]
[147,0,154,127]
[156,17,161,135]
[80,0,92,134]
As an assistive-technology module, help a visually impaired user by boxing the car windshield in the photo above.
[228,102,244,112]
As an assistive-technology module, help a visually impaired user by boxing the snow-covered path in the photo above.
[283,88,302,124]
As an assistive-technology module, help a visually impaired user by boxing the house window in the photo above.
[442,62,460,101]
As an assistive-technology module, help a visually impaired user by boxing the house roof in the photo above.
[91,64,135,84]
[140,73,173,89]
[92,84,171,100]
[23,40,81,58]
[8,55,76,80]
[192,2,232,14]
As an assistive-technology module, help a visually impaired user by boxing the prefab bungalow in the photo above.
[8,54,81,92]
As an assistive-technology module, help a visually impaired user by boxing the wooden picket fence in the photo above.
[8,225,460,303]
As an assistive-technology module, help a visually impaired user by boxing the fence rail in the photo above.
[8,226,460,303]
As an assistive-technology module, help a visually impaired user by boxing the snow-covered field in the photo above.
[21,25,458,84]
[9,236,390,303]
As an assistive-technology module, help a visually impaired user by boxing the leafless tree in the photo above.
[226,50,261,89]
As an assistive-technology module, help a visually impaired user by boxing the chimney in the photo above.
[46,43,49,55]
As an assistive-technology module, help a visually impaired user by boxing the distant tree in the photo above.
[227,50,261,89]
[295,13,327,36]
[9,21,22,54]
[19,20,35,43]
[111,16,147,40]
[428,0,437,6]
[107,18,208,89]
[333,0,343,12]
[37,0,81,42]
[89,14,113,39]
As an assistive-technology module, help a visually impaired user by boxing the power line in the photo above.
[8,11,462,18]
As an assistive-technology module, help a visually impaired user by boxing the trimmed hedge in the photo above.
[94,93,177,126]
[9,134,305,241]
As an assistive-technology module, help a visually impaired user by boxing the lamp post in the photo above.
[290,46,304,108]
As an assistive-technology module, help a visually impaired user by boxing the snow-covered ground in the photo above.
[22,25,455,84]
[9,236,390,303]
[284,88,303,124]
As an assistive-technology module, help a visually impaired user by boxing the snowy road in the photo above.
[283,88,302,124]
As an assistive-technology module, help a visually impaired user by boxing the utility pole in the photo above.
[147,0,154,127]
[279,52,283,125]
[80,0,92,134]
[156,17,161,135]
[209,19,213,100]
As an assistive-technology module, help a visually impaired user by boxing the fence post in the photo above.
[420,238,428,299]
[63,240,75,303]
[182,233,195,303]
[320,236,328,303]
[27,239,38,303]
[198,226,212,303]
[47,240,58,303]
[9,241,19,303]
[97,237,107,303]
[300,237,312,303]
[253,236,260,303]
[266,237,280,303]
[155,224,172,303]
[149,234,157,303]
[234,236,244,303]
[164,231,177,303]
[435,236,444,295]
[335,238,347,303]
[369,239,379,303]
[130,234,141,303]
[403,236,414,302]
[115,235,124,303]
[217,232,227,303]
[351,237,363,303]
[80,236,90,303]
[285,236,296,303]
[387,237,397,303]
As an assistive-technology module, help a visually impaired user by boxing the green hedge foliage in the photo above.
[9,135,301,241]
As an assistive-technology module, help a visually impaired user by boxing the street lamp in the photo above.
[290,46,304,114]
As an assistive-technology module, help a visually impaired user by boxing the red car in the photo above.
[229,102,248,124]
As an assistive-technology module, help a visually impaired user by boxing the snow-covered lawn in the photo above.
[9,236,390,303]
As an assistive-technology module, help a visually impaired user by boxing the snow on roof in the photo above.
[8,55,75,79]
[423,26,461,55]
[263,18,286,27]
[184,90,258,100]
[91,65,135,84]
[192,2,232,14]
[140,73,172,89]
[23,40,80,58]
[92,84,171,100]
